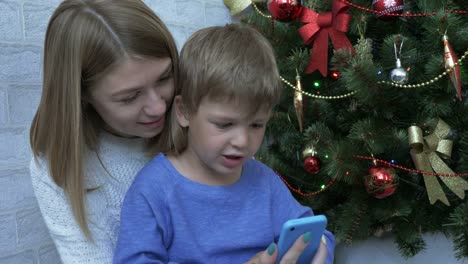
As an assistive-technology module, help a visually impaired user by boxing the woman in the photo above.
[30,0,178,262]
[30,0,314,263]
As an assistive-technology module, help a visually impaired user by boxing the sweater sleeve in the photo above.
[113,174,177,264]
[266,165,336,264]
[30,158,114,264]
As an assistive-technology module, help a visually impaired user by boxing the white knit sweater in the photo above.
[30,132,150,264]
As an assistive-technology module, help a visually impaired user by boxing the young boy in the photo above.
[114,24,335,264]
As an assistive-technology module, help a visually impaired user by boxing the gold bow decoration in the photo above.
[223,0,265,16]
[408,118,468,206]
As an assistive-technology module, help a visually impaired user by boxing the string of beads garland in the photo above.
[338,0,468,16]
[282,50,466,95]
[354,155,468,177]
[275,170,336,197]
[255,3,467,95]
[252,2,271,18]
[252,1,468,19]
[380,50,468,88]
[280,75,357,100]
[344,203,368,244]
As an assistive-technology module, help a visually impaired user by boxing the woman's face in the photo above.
[87,57,174,138]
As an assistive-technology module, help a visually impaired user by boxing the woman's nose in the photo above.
[142,92,166,117]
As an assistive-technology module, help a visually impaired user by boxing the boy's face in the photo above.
[175,96,271,185]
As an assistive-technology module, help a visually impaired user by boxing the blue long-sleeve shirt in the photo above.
[114,153,335,263]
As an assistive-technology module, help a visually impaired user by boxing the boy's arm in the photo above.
[113,181,175,264]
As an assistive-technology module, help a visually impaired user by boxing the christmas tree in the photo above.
[229,0,468,259]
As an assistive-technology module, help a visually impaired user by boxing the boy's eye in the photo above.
[215,122,232,129]
[251,123,265,129]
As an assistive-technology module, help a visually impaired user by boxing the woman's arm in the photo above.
[30,158,114,264]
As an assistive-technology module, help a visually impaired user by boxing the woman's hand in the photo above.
[243,243,277,264]
[244,233,312,264]
[311,238,327,264]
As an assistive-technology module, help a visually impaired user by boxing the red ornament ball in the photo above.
[364,165,398,198]
[267,0,303,22]
[372,0,404,20]
[304,156,321,174]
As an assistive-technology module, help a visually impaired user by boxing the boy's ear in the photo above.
[174,95,190,127]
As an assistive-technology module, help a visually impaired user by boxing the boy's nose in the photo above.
[231,128,248,148]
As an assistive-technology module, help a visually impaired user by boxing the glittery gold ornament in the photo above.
[408,119,468,206]
[224,0,265,16]
[294,72,304,132]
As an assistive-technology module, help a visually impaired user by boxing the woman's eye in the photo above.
[121,92,139,104]
[157,74,173,84]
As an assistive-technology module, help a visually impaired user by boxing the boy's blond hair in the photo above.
[161,24,282,155]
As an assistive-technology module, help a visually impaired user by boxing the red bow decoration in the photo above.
[298,0,354,77]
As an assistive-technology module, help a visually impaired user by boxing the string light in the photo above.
[280,75,357,100]
[252,0,467,93]
[337,0,468,16]
[252,0,468,20]
[330,70,340,80]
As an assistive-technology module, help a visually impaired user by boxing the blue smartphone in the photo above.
[276,215,327,264]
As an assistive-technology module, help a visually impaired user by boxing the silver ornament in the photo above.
[390,59,408,84]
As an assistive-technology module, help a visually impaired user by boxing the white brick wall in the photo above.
[0,0,231,263]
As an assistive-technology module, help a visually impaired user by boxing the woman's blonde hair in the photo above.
[160,24,282,155]
[30,0,178,239]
